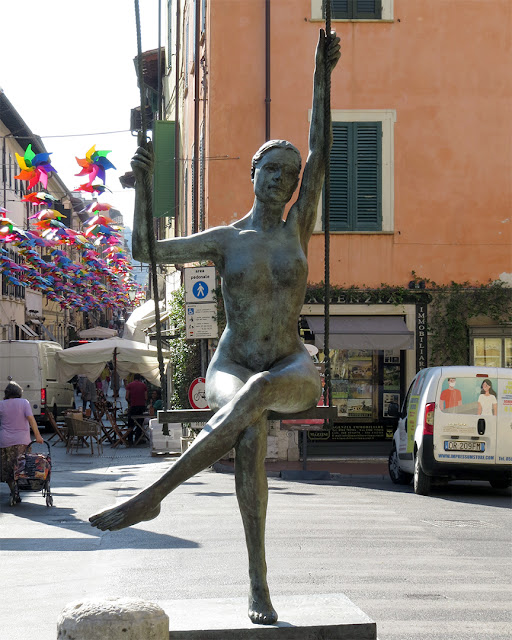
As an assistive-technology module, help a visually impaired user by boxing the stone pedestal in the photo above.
[57,597,169,640]
[161,593,376,639]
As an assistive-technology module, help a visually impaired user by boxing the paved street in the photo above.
[0,439,510,640]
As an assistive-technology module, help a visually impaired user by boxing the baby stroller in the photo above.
[10,440,53,507]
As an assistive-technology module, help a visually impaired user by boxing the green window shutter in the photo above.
[330,0,349,19]
[327,121,382,232]
[354,122,382,230]
[326,0,381,18]
[329,123,350,231]
[152,120,176,218]
[356,0,381,19]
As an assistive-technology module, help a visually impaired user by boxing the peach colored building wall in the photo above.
[202,0,511,288]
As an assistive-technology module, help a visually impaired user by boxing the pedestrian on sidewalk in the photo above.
[0,382,43,502]
[125,374,147,445]
[78,375,97,418]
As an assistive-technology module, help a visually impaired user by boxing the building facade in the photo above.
[138,0,512,451]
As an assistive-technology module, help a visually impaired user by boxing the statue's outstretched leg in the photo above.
[235,417,277,625]
[89,373,269,531]
[89,354,320,533]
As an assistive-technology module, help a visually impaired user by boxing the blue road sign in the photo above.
[192,281,209,299]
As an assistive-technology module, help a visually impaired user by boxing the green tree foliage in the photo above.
[305,275,512,367]
[167,287,201,408]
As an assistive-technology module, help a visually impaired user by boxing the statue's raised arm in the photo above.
[289,29,341,250]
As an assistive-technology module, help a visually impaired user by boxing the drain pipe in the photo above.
[174,0,181,235]
[265,0,271,141]
[193,0,201,233]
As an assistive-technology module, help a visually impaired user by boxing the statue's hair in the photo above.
[251,140,302,180]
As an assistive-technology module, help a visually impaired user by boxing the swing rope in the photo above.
[134,0,167,408]
[323,1,333,425]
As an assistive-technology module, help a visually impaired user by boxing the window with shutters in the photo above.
[328,121,382,231]
[312,109,396,234]
[311,0,393,21]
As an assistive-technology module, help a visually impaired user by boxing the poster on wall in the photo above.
[383,392,400,417]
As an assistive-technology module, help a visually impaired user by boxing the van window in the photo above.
[42,346,59,381]
[439,377,498,416]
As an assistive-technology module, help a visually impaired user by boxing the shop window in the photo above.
[311,0,393,21]
[308,347,404,443]
[472,334,512,368]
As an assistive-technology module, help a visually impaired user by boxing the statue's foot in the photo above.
[89,489,161,531]
[248,587,278,625]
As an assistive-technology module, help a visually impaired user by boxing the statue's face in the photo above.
[252,148,300,204]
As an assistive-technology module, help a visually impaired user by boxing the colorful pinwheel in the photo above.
[22,192,58,206]
[28,208,66,221]
[75,145,116,186]
[77,183,112,195]
[14,144,57,189]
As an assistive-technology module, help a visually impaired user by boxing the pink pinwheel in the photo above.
[75,145,116,186]
[15,144,57,189]
[85,202,113,215]
[29,208,66,221]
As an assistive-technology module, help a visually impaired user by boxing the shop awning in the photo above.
[304,315,414,351]
[18,323,38,338]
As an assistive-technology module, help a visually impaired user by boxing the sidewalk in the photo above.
[215,457,389,479]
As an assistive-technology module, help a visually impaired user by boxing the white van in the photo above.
[0,340,75,424]
[388,366,512,494]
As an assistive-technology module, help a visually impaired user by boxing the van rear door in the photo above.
[434,368,498,466]
[496,371,512,465]
[0,342,42,414]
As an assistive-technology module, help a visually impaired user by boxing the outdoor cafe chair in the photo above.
[65,416,103,455]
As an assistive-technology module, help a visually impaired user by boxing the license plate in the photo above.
[444,440,485,453]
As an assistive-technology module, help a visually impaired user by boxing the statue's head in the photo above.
[251,140,302,180]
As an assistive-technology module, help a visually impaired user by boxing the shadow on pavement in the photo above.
[1,529,200,552]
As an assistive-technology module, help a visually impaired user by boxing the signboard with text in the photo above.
[185,303,218,339]
[184,266,216,303]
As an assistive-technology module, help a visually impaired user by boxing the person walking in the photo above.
[125,374,148,445]
[78,375,97,418]
[0,382,43,503]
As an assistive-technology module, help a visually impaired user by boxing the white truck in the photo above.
[0,340,75,424]
[388,366,512,494]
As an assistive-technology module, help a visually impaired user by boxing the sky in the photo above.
[1,0,161,229]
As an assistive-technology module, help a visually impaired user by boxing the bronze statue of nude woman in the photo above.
[90,30,340,626]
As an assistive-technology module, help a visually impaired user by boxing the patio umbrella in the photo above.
[55,336,170,387]
[78,326,118,339]
[123,299,171,344]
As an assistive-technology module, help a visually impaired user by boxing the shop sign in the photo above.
[416,302,428,371]
[308,424,388,441]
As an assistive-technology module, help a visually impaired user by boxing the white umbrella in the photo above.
[56,337,169,387]
[123,299,170,344]
[79,326,118,339]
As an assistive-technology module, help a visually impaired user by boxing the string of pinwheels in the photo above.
[1,144,145,313]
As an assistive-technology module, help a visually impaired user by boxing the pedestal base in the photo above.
[161,593,376,639]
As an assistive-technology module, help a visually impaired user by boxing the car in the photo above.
[388,366,512,494]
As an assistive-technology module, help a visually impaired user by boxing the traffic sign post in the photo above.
[184,266,216,303]
[185,303,218,339]
[188,377,209,409]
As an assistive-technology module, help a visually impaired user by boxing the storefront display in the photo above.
[308,347,403,444]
